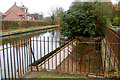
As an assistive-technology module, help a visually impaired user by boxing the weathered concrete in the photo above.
[37,42,73,70]
[101,38,119,77]
[1,26,58,37]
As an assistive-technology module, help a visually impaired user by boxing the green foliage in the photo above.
[51,14,55,21]
[61,2,113,38]
[112,17,120,26]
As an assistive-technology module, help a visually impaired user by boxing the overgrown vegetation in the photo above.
[61,2,113,38]
[112,1,120,26]
[2,20,55,30]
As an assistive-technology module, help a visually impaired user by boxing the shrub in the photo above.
[2,20,55,30]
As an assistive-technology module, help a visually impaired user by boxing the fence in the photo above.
[105,27,120,65]
[0,36,119,79]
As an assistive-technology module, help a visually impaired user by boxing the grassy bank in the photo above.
[1,25,58,34]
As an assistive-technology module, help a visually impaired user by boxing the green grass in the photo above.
[2,25,58,34]
[112,25,118,28]
[35,73,84,80]
[111,28,120,30]
[111,25,120,31]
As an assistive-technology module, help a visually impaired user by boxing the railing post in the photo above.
[36,36,38,71]
[55,37,57,70]
[64,41,65,71]
[44,37,46,69]
[13,42,16,78]
[16,41,19,77]
[6,43,10,79]
[24,39,26,73]
[76,41,77,72]
[68,41,69,72]
[10,42,13,78]
[30,37,33,71]
[48,37,49,70]
[72,38,73,72]
[2,44,6,79]
[21,40,24,75]
[40,37,42,69]
[18,40,22,76]
[104,42,106,76]
[118,63,119,78]
[52,37,53,70]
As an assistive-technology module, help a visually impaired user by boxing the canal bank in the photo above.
[1,25,58,37]
[0,26,59,44]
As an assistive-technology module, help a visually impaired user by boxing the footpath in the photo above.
[0,25,58,37]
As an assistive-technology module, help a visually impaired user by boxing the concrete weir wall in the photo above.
[1,26,58,37]
[101,38,119,76]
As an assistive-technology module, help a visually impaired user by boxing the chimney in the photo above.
[14,2,16,5]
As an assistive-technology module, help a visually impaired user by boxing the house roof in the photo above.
[2,2,29,20]
[3,3,26,16]
[19,5,28,9]
[3,10,22,21]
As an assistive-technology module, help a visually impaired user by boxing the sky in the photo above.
[0,0,119,17]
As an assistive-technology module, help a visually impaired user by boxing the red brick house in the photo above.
[2,2,33,21]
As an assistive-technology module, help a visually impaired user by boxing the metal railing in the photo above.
[105,27,120,64]
[0,36,119,79]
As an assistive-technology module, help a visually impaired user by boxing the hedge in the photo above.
[2,20,55,30]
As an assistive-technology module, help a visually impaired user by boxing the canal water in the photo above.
[0,28,61,79]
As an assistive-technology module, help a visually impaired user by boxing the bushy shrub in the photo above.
[2,20,55,30]
[61,2,113,38]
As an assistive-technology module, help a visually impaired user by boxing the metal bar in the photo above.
[44,37,46,69]
[18,41,22,76]
[48,37,49,70]
[0,41,106,52]
[76,41,77,72]
[80,56,82,73]
[36,36,38,71]
[10,43,13,79]
[6,44,10,79]
[55,37,57,70]
[52,37,53,70]
[30,37,33,71]
[26,38,28,71]
[60,40,61,71]
[30,40,103,44]
[68,41,69,72]
[64,40,65,71]
[33,37,34,54]
[40,37,42,69]
[28,37,31,70]
[36,36,38,60]
[13,42,16,78]
[89,55,90,74]
[113,56,115,76]
[99,66,101,75]
[16,41,19,77]
[108,56,110,76]
[72,38,73,72]
[118,63,119,78]
[21,40,24,75]
[2,44,6,79]
[104,43,106,75]
[24,39,26,72]
[84,54,86,73]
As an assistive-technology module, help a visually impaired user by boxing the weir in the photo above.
[0,27,120,79]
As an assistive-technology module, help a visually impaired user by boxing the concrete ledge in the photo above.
[0,26,58,37]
